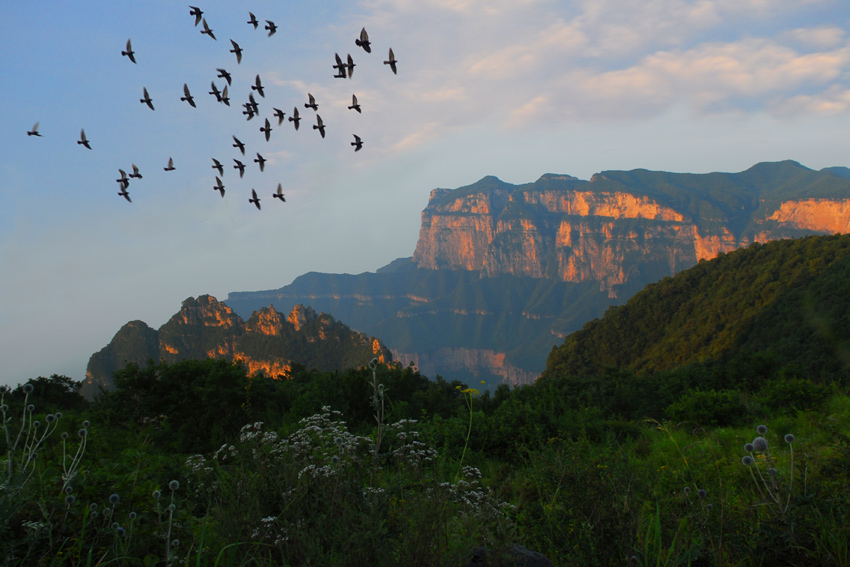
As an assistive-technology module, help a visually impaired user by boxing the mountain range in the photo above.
[224,160,850,385]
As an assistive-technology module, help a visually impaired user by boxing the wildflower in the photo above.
[117,527,125,537]
[111,522,119,530]
[743,442,754,452]
[82,420,90,428]
[109,494,120,505]
[46,414,56,423]
[23,384,34,394]
[698,489,707,499]
[152,490,161,500]
[129,512,137,520]
[27,404,35,412]
[171,539,180,548]
[683,486,691,494]
[65,495,75,505]
[742,456,754,466]
[78,429,87,438]
[61,432,69,440]
[89,503,98,511]
[33,420,40,428]
[65,486,73,494]
[55,412,62,419]
[756,424,768,434]
[784,434,795,444]
[169,480,180,491]
[752,437,768,452]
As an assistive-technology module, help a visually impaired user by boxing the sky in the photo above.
[2,0,850,388]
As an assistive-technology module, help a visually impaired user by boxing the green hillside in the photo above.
[542,233,850,382]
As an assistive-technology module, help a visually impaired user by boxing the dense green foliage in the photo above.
[544,234,850,383]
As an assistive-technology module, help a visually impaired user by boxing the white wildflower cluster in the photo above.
[183,454,217,499]
[384,419,438,470]
[443,466,514,526]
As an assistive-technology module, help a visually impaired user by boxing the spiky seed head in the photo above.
[698,489,707,499]
[109,494,120,505]
[171,539,180,547]
[65,495,75,505]
[111,522,119,530]
[744,442,754,452]
[33,420,40,428]
[55,412,62,419]
[61,432,69,439]
[129,511,137,520]
[167,504,176,512]
[152,490,161,500]
[82,420,90,428]
[23,384,34,394]
[742,455,754,466]
[117,527,125,537]
[683,486,691,494]
[89,503,98,511]
[78,428,87,438]
[768,467,777,476]
[65,486,73,494]
[752,436,768,452]
[169,480,180,491]
[46,414,55,423]
[784,434,795,444]
[27,404,35,412]
[331,455,339,463]
[756,424,768,434]
[104,507,112,517]
[707,503,713,511]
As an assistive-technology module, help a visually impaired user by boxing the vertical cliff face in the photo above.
[82,298,392,399]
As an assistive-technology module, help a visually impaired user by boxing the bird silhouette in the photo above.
[164,157,175,171]
[216,68,232,85]
[200,18,216,40]
[247,12,259,29]
[242,103,256,120]
[230,39,243,64]
[116,169,130,189]
[252,74,265,97]
[254,152,266,171]
[273,107,286,125]
[189,6,203,26]
[27,122,41,137]
[209,81,222,102]
[248,93,260,114]
[232,136,245,155]
[313,114,326,138]
[220,84,230,106]
[140,88,155,110]
[118,187,132,202]
[249,188,261,210]
[355,27,371,53]
[347,54,356,78]
[333,53,347,78]
[265,20,277,36]
[234,159,246,177]
[273,183,285,202]
[260,118,272,141]
[305,93,318,111]
[78,129,91,149]
[289,107,301,130]
[212,158,224,175]
[181,83,196,107]
[384,48,398,74]
[214,176,225,197]
[351,134,363,151]
[129,164,143,179]
[348,94,361,113]
[122,39,136,63]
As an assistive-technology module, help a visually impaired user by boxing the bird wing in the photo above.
[352,94,358,105]
[360,27,369,42]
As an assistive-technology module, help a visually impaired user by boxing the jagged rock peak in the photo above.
[245,305,284,336]
[288,304,318,331]
[174,295,243,328]
[536,173,580,182]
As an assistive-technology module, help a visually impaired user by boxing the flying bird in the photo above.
[304,93,318,111]
[116,169,130,189]
[122,39,136,63]
[212,158,224,175]
[220,84,230,106]
[254,152,266,171]
[118,187,132,202]
[348,94,361,113]
[189,6,203,26]
[242,102,256,120]
[289,107,300,130]
[27,122,41,137]
[247,12,259,29]
[181,83,196,107]
[78,129,91,149]
[260,118,272,141]
[313,114,326,138]
[252,74,265,97]
[265,20,277,36]
[346,53,356,78]
[234,159,246,178]
[216,68,232,85]
[384,48,398,74]
[164,157,175,171]
[333,53,347,78]
[230,39,243,64]
[232,136,245,155]
[249,188,261,210]
[140,87,155,110]
[248,93,260,114]
[351,134,363,152]
[273,183,285,202]
[214,176,225,197]
[273,107,286,125]
[209,81,222,102]
[200,18,216,40]
[129,164,143,179]
[355,27,371,53]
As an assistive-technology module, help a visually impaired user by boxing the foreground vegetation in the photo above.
[2,356,849,566]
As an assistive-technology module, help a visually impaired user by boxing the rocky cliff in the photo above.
[82,296,392,399]
[226,161,850,387]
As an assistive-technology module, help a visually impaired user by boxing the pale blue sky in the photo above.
[2,0,850,387]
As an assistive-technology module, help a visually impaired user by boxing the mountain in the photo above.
[541,233,850,383]
[222,161,850,386]
[82,295,392,399]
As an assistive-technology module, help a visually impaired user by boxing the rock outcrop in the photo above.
[225,161,850,386]
[82,296,392,400]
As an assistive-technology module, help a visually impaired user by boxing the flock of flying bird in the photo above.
[26,6,398,211]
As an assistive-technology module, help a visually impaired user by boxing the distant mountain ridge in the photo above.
[223,161,850,386]
[82,296,391,399]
